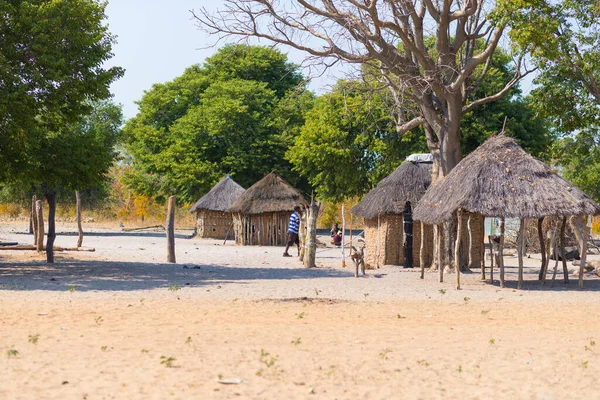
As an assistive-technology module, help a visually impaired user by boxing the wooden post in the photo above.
[420,222,425,279]
[517,218,525,289]
[467,215,472,269]
[36,200,44,252]
[76,191,84,248]
[436,224,443,283]
[488,235,494,284]
[376,213,381,269]
[542,229,554,286]
[579,218,589,290]
[550,232,560,288]
[45,192,57,264]
[166,195,176,263]
[455,209,463,290]
[481,215,486,280]
[341,204,346,268]
[537,217,546,280]
[498,217,505,288]
[560,216,569,284]
[31,195,38,245]
[349,214,353,255]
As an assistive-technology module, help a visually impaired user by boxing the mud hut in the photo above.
[229,172,307,246]
[189,176,245,239]
[351,155,447,269]
[413,134,600,289]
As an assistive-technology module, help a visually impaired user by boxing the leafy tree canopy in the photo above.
[124,44,311,203]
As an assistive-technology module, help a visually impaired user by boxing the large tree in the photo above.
[124,44,312,203]
[194,0,534,179]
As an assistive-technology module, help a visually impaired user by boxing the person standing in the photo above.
[283,206,302,257]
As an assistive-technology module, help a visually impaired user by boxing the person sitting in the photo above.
[333,229,342,247]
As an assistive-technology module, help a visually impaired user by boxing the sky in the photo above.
[103,0,342,120]
[104,1,535,121]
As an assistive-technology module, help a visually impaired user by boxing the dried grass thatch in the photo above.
[351,160,432,218]
[413,134,600,225]
[228,171,306,214]
[189,176,245,213]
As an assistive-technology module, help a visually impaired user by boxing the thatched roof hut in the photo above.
[413,134,600,289]
[189,175,245,239]
[229,171,307,246]
[413,134,600,224]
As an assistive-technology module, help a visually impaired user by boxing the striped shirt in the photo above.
[288,211,300,234]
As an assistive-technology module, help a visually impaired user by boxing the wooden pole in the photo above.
[76,191,84,248]
[579,218,589,290]
[376,213,381,269]
[420,222,425,279]
[517,218,525,289]
[455,209,463,290]
[341,204,346,268]
[541,230,554,286]
[488,235,494,284]
[45,192,57,264]
[537,217,546,280]
[31,195,38,245]
[499,217,505,288]
[437,224,443,283]
[467,215,472,269]
[29,195,35,234]
[560,216,569,284]
[166,195,176,263]
[480,215,486,280]
[550,231,560,288]
[36,200,44,252]
[349,213,353,254]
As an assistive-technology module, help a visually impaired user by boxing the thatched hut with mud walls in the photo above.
[413,133,600,290]
[351,155,438,269]
[189,176,246,239]
[229,172,307,246]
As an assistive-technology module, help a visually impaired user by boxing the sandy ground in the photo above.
[1,223,600,399]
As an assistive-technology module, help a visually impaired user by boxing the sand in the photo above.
[1,223,599,399]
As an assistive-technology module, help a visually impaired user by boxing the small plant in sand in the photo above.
[95,316,104,325]
[314,288,321,296]
[417,359,430,367]
[291,337,302,346]
[217,373,224,380]
[141,349,149,354]
[259,349,278,368]
[139,298,145,304]
[28,334,40,345]
[379,348,392,360]
[6,348,19,358]
[580,360,589,369]
[101,346,109,352]
[185,336,192,345]
[396,314,406,319]
[584,339,596,351]
[481,309,490,315]
[489,338,495,345]
[168,285,180,292]
[325,365,336,377]
[363,293,369,300]
[160,356,176,368]
[68,284,77,293]
[438,288,446,303]
[457,365,463,373]
[296,312,305,319]
[463,297,470,303]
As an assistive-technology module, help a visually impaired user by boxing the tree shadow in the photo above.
[481,265,600,291]
[0,258,354,292]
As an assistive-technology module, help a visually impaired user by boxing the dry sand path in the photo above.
[1,226,599,399]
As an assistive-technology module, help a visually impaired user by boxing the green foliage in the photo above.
[0,0,123,182]
[124,44,311,203]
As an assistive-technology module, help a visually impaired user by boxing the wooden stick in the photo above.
[166,195,176,263]
[499,217,505,288]
[488,235,494,284]
[121,225,164,232]
[437,224,443,283]
[420,222,425,279]
[377,213,381,269]
[32,195,38,245]
[517,218,525,289]
[560,216,569,284]
[537,217,545,280]
[341,203,346,268]
[579,218,588,289]
[550,230,560,288]
[455,209,463,290]
[467,215,472,269]
[223,222,234,245]
[481,215,486,280]
[36,200,44,252]
[76,191,84,248]
[542,230,554,286]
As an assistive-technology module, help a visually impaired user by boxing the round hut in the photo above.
[189,176,245,239]
[228,171,307,246]
[351,154,443,269]
[413,133,600,289]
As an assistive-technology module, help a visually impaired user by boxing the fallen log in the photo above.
[0,245,95,252]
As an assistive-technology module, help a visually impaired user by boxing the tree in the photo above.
[194,1,534,179]
[124,44,312,203]
[0,0,123,180]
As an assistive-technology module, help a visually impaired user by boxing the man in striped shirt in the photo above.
[283,206,302,257]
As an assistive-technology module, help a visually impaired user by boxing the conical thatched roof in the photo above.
[413,134,600,224]
[189,176,245,213]
[351,158,432,219]
[228,171,306,214]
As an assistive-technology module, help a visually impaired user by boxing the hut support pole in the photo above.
[488,235,494,284]
[569,216,588,289]
[455,210,463,290]
[341,204,346,268]
[166,195,176,263]
[467,215,472,269]
[541,230,555,285]
[420,222,425,279]
[31,195,38,246]
[36,200,44,252]
[537,217,546,280]
[517,218,525,289]
[437,224,443,283]
[499,217,506,288]
[560,217,569,284]
[480,215,486,280]
[377,214,381,269]
[550,233,560,288]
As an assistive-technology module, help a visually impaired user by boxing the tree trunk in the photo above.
[298,211,307,262]
[45,192,56,264]
[455,209,463,290]
[537,217,545,280]
[36,200,44,252]
[303,199,320,269]
[76,191,84,248]
[341,204,346,268]
[31,195,38,245]
[166,195,176,263]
